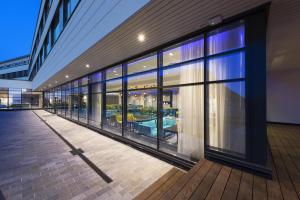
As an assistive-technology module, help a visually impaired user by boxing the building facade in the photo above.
[2,0,300,176]
[0,56,43,109]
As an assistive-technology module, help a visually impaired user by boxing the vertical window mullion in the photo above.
[157,51,163,150]
[122,63,127,137]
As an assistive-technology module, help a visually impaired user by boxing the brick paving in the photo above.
[0,111,173,200]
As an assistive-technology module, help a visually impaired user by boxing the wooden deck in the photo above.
[134,124,300,200]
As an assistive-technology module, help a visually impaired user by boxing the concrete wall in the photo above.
[267,0,300,124]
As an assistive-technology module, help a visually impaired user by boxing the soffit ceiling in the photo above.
[38,0,296,90]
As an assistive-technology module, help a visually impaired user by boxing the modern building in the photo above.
[1,0,300,177]
[0,55,43,109]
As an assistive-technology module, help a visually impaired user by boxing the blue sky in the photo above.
[0,1,40,62]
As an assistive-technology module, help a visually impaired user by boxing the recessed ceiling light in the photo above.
[65,75,69,78]
[113,70,117,73]
[143,65,147,68]
[86,64,90,68]
[55,80,58,83]
[169,52,174,56]
[138,33,145,42]
[49,84,52,87]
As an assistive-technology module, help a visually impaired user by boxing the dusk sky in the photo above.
[0,1,40,62]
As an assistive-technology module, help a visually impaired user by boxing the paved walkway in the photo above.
[0,111,172,200]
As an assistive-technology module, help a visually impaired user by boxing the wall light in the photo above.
[138,33,145,42]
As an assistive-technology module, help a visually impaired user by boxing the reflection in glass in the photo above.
[90,72,102,83]
[106,65,122,80]
[163,36,204,66]
[104,92,122,135]
[160,86,204,161]
[208,82,245,156]
[0,89,9,109]
[71,87,79,120]
[9,89,22,109]
[66,86,72,118]
[127,54,157,75]
[127,72,157,90]
[207,22,245,55]
[124,89,157,148]
[163,61,203,86]
[208,52,245,81]
[90,92,102,128]
[79,86,88,123]
[106,79,122,92]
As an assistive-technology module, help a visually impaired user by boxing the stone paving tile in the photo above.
[0,111,173,199]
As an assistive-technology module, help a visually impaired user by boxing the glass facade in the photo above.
[0,88,43,110]
[44,21,248,163]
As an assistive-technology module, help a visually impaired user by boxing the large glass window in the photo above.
[206,22,246,157]
[207,82,245,156]
[89,83,102,128]
[207,22,245,55]
[124,89,157,148]
[208,51,245,81]
[79,85,88,123]
[65,84,72,118]
[104,92,122,135]
[9,89,22,109]
[127,54,157,75]
[163,36,204,66]
[160,86,204,161]
[52,2,64,43]
[0,89,9,109]
[71,85,79,121]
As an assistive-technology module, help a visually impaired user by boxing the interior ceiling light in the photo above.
[143,65,147,68]
[169,52,174,56]
[65,75,69,78]
[138,33,145,42]
[86,64,90,68]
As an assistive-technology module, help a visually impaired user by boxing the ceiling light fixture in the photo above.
[169,52,174,56]
[86,64,90,68]
[143,65,147,68]
[208,15,223,26]
[65,75,69,78]
[138,33,145,42]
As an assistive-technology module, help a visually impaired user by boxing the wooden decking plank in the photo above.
[172,160,214,200]
[159,159,206,200]
[271,127,300,198]
[268,130,299,200]
[253,175,267,200]
[134,168,178,200]
[189,163,222,200]
[147,170,185,200]
[221,169,242,200]
[237,172,253,200]
[266,152,283,200]
[205,166,231,200]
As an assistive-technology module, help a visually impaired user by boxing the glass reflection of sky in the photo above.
[224,82,245,98]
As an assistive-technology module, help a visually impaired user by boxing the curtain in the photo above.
[177,42,204,160]
[207,50,245,155]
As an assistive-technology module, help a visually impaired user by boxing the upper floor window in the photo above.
[51,2,64,44]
